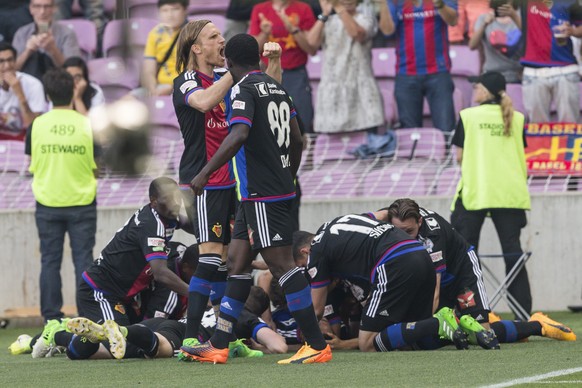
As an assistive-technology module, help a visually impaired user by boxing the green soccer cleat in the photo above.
[66,317,107,343]
[32,319,61,358]
[103,320,126,360]
[177,338,200,362]
[228,339,264,358]
[433,307,468,350]
[459,315,500,350]
[8,334,33,355]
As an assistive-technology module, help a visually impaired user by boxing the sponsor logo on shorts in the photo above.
[457,289,476,309]
[154,310,168,318]
[212,223,223,238]
[148,237,165,247]
[272,233,282,241]
[379,310,390,317]
[406,322,416,329]
[114,303,126,315]
[221,301,232,310]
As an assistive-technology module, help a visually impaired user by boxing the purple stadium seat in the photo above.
[2,175,34,209]
[188,0,229,15]
[394,127,447,162]
[88,57,140,101]
[506,83,525,116]
[188,14,227,33]
[307,51,323,80]
[312,131,367,166]
[97,177,150,206]
[102,18,159,58]
[72,0,115,18]
[127,0,158,19]
[371,47,397,78]
[363,165,428,197]
[58,19,97,60]
[148,96,181,140]
[0,140,28,174]
[299,164,360,199]
[435,166,461,196]
[449,45,480,77]
[528,175,570,193]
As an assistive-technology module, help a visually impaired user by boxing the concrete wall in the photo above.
[2,193,581,315]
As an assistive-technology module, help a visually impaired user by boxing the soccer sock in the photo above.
[211,274,253,349]
[54,331,74,347]
[374,319,439,352]
[184,253,222,339]
[490,320,542,343]
[66,335,100,360]
[280,267,327,350]
[210,264,228,307]
[125,324,159,357]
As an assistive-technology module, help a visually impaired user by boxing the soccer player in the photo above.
[382,198,576,344]
[75,177,191,327]
[292,214,488,352]
[181,33,331,364]
[172,19,283,353]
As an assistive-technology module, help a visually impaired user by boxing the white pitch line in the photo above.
[483,367,582,388]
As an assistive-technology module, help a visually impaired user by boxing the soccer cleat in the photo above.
[32,319,61,358]
[66,317,107,343]
[277,343,332,364]
[8,334,33,355]
[228,339,263,358]
[488,311,502,323]
[177,338,200,362]
[459,315,500,350]
[529,312,576,341]
[180,341,229,364]
[103,320,126,360]
[433,307,468,350]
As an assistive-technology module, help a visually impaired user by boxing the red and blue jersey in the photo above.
[388,0,457,75]
[521,0,582,67]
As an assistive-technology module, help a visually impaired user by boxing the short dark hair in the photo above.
[244,286,270,316]
[225,33,260,68]
[42,68,74,106]
[0,41,17,59]
[63,56,98,110]
[149,176,177,198]
[384,198,422,223]
[157,0,188,8]
[292,231,315,261]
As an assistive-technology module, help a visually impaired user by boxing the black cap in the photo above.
[468,71,506,97]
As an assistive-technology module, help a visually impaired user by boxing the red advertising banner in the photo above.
[525,123,582,176]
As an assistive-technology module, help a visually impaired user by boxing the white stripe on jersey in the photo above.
[254,202,271,248]
[367,265,387,318]
[468,249,490,310]
[184,71,196,80]
[164,291,178,315]
[150,207,165,238]
[94,290,115,321]
[196,191,208,242]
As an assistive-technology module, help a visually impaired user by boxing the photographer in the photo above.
[469,0,522,83]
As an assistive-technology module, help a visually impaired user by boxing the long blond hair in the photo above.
[175,20,211,73]
[498,91,514,136]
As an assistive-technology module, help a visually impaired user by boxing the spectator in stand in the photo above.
[54,0,107,37]
[63,56,105,115]
[250,0,317,132]
[520,0,582,123]
[448,0,490,44]
[0,0,33,44]
[469,0,522,84]
[140,0,188,97]
[12,0,81,81]
[307,0,384,134]
[224,0,264,41]
[0,42,46,141]
[379,0,458,134]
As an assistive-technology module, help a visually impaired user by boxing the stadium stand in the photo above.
[102,18,158,58]
[188,13,227,33]
[58,19,98,60]
[88,57,140,101]
[187,0,229,15]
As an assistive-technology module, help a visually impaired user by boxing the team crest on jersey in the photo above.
[308,267,318,279]
[212,223,223,238]
[457,289,476,309]
[254,82,269,97]
[179,80,198,94]
[425,217,440,231]
[219,99,226,112]
[114,303,126,315]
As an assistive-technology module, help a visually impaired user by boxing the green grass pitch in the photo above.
[1,312,581,387]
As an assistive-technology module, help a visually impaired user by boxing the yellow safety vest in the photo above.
[29,109,97,207]
[452,104,530,211]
